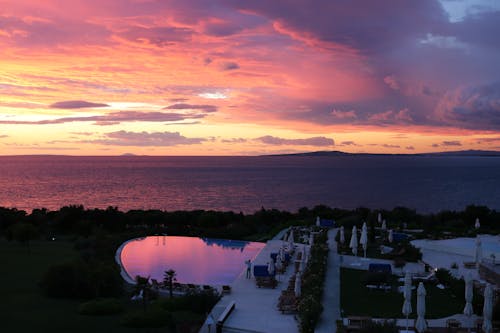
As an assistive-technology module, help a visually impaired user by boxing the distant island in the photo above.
[268,149,500,157]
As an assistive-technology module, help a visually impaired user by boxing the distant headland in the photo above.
[267,149,500,157]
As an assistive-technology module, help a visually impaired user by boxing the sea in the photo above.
[0,155,499,214]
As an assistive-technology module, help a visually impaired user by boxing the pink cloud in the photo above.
[50,100,109,109]
[91,130,205,146]
[255,135,334,146]
[384,75,400,90]
[331,109,357,120]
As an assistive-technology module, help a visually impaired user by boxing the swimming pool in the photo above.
[117,236,265,285]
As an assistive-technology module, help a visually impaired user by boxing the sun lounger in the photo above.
[253,265,277,288]
[222,285,231,295]
[446,318,461,329]
[463,262,476,269]
[255,276,277,288]
[346,316,371,332]
[414,272,436,282]
[187,283,199,292]
[277,291,298,314]
[151,279,161,290]
[173,282,186,291]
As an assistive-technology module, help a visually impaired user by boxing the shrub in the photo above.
[297,230,328,333]
[157,289,220,314]
[172,311,204,324]
[364,272,390,286]
[386,242,422,262]
[435,268,453,285]
[121,309,173,328]
[298,295,323,333]
[494,298,500,321]
[393,257,406,268]
[78,298,124,315]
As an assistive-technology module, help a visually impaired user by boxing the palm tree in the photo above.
[163,269,177,298]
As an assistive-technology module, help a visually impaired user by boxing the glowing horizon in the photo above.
[1,0,499,156]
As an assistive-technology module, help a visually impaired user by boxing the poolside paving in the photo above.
[200,238,304,333]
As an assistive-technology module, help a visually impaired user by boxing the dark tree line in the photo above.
[1,204,498,244]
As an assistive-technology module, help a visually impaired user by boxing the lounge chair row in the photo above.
[253,265,278,288]
[150,280,223,294]
[277,274,299,313]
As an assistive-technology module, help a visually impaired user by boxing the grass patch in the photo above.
[0,239,143,333]
[340,268,463,319]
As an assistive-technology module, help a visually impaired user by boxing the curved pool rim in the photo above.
[115,236,265,286]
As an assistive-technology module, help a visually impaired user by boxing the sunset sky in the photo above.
[1,0,500,155]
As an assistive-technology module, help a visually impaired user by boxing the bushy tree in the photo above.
[11,223,38,250]
[40,260,123,299]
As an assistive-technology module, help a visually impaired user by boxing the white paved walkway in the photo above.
[341,254,425,275]
[316,228,341,333]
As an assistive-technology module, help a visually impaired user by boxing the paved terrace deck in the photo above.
[199,239,304,333]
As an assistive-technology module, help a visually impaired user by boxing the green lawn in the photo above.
[340,268,464,319]
[0,239,154,333]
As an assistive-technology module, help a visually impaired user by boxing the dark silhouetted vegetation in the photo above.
[298,230,329,333]
[121,308,174,329]
[78,298,125,316]
[40,260,123,299]
[1,203,499,332]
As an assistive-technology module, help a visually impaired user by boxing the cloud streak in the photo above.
[255,135,334,146]
[0,111,205,125]
[163,103,217,113]
[50,100,109,109]
[92,131,205,146]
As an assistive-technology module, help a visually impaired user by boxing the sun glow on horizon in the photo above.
[0,0,499,155]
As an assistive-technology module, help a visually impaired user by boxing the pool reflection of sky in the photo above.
[120,236,265,285]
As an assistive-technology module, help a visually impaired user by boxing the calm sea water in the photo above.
[0,155,499,213]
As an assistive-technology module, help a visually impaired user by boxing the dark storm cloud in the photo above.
[436,81,500,130]
[228,0,448,54]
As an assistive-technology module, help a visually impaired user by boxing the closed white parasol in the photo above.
[402,271,412,332]
[415,282,427,333]
[349,225,358,256]
[360,222,368,258]
[483,283,494,333]
[294,272,301,297]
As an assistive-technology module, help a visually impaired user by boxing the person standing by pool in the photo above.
[245,259,252,278]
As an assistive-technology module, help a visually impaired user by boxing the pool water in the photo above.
[119,236,265,285]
